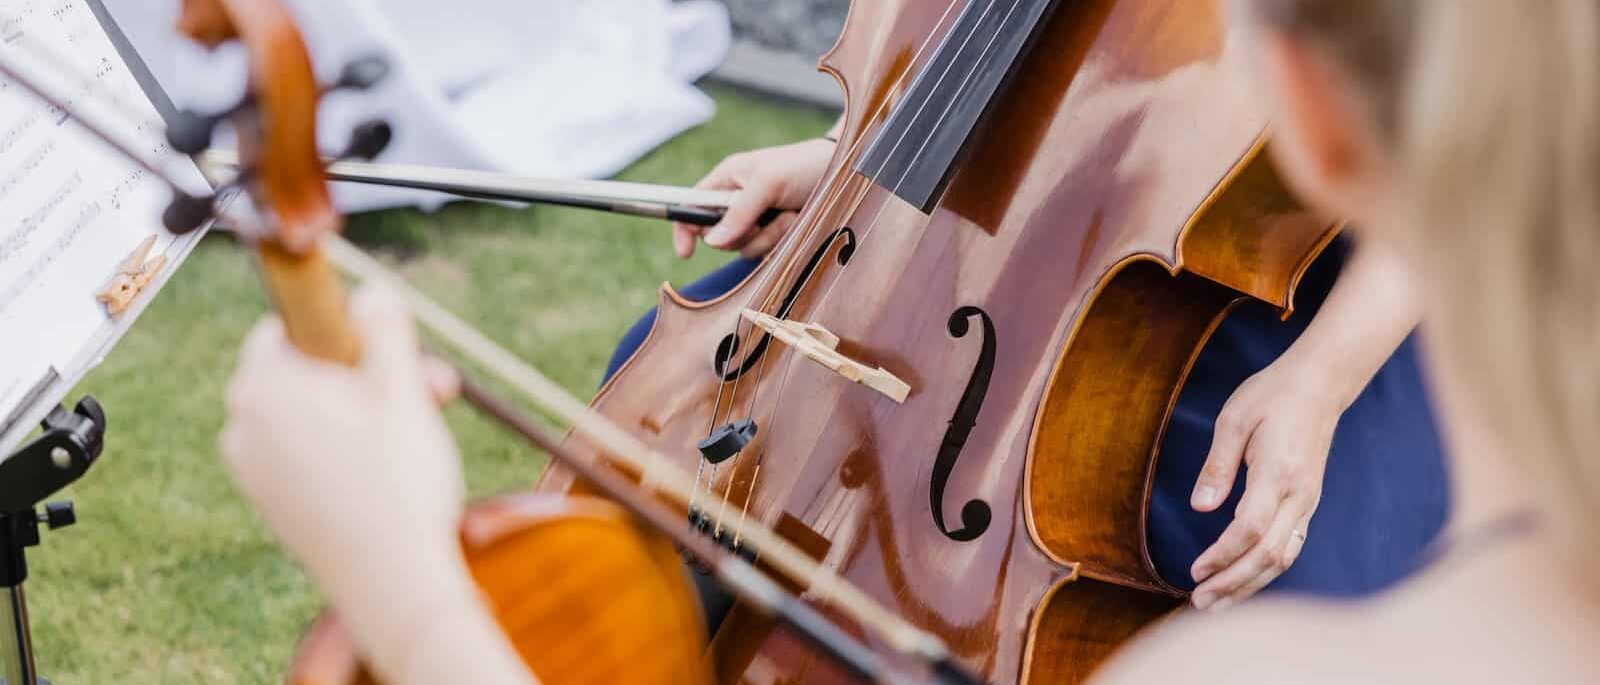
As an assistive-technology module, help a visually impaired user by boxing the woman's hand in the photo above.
[222,284,472,662]
[1187,358,1346,610]
[1187,240,1424,611]
[673,137,836,260]
[221,285,538,685]
[222,285,465,566]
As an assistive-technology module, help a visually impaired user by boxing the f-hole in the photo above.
[713,227,857,381]
[930,306,995,542]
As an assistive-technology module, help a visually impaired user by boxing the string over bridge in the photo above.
[740,309,910,403]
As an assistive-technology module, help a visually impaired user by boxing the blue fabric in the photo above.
[604,257,764,381]
[1147,239,1449,596]
[603,242,1449,599]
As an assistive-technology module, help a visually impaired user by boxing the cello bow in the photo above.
[199,149,784,227]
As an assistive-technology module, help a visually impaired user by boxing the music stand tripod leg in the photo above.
[0,541,42,685]
[0,397,107,685]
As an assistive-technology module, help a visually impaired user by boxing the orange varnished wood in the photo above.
[255,241,361,365]
[286,495,712,685]
[1178,146,1339,312]
[178,3,716,683]
[543,0,1337,683]
[1027,262,1244,594]
[1019,578,1182,684]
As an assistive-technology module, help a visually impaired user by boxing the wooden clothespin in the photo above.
[97,235,166,316]
[740,308,911,403]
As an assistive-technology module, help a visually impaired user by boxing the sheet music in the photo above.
[0,0,209,427]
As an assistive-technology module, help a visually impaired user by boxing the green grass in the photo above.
[16,86,833,684]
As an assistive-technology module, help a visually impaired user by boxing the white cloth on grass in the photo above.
[99,0,730,212]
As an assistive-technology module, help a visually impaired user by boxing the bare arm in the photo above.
[1275,237,1424,406]
[323,543,537,685]
[223,286,539,685]
[1187,237,1425,609]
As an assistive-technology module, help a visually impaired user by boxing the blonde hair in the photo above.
[1253,0,1600,546]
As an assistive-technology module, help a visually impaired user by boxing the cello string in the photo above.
[723,0,1020,540]
[728,180,891,544]
[689,338,738,527]
[691,148,872,513]
[691,131,895,525]
[892,0,1023,192]
[725,0,984,427]
[722,0,974,403]
[865,0,1004,182]
[707,0,972,399]
[720,1,990,545]
[731,462,761,549]
[698,177,866,538]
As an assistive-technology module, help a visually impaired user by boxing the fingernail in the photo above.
[1191,593,1211,609]
[1192,486,1218,508]
[1191,565,1212,583]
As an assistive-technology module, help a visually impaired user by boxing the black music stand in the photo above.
[0,397,106,685]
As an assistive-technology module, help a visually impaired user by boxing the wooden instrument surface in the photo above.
[287,496,712,685]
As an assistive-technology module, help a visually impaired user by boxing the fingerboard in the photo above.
[854,0,1064,213]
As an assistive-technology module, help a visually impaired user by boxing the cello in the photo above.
[543,0,1336,682]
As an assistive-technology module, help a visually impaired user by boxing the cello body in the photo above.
[544,0,1335,682]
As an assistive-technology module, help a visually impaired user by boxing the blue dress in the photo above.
[604,238,1449,598]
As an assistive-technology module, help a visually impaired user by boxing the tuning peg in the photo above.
[337,118,392,161]
[331,54,390,92]
[163,191,216,235]
[166,107,223,155]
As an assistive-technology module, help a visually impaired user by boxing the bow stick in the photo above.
[200,149,785,228]
[0,26,985,685]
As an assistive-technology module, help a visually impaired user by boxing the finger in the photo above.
[1193,406,1258,511]
[1192,501,1308,610]
[694,156,748,191]
[348,283,423,393]
[422,355,462,405]
[1222,514,1313,607]
[1190,468,1283,584]
[722,207,795,252]
[706,182,782,250]
[673,222,701,259]
[739,212,797,260]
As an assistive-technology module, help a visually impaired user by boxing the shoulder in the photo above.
[1088,597,1375,685]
